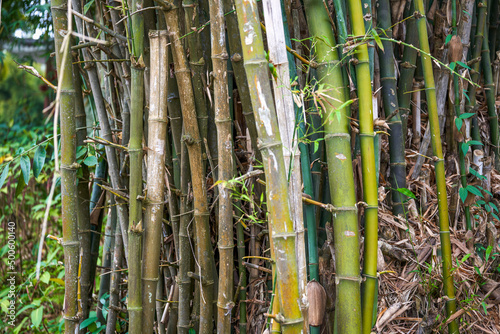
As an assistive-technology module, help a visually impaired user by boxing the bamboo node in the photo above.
[231,53,243,62]
[335,275,362,284]
[62,315,80,322]
[258,140,282,151]
[141,277,159,282]
[61,240,80,247]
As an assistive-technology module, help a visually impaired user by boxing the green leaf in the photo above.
[482,301,488,314]
[459,112,475,120]
[76,146,87,160]
[457,61,471,70]
[33,145,46,178]
[189,329,196,334]
[461,142,469,157]
[20,155,30,184]
[459,187,468,203]
[15,176,26,198]
[449,61,456,71]
[469,168,486,180]
[467,140,483,146]
[80,316,98,329]
[466,185,483,198]
[486,245,493,262]
[30,306,44,328]
[313,141,319,154]
[455,117,463,131]
[84,156,98,166]
[84,0,95,13]
[396,187,416,199]
[372,30,384,51]
[40,271,50,284]
[489,202,498,212]
[492,213,499,221]
[445,34,453,44]
[0,162,10,189]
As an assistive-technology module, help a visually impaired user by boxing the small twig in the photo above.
[14,61,57,91]
[72,9,128,42]
[243,262,272,274]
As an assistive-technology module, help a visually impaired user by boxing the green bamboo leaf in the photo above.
[33,146,46,178]
[76,146,87,160]
[459,112,475,119]
[80,316,98,329]
[84,0,95,13]
[371,30,384,51]
[461,142,469,157]
[449,61,456,71]
[482,301,488,314]
[20,155,30,184]
[30,306,44,328]
[489,202,498,212]
[492,213,499,221]
[445,34,452,44]
[454,118,462,131]
[459,187,468,203]
[466,185,483,198]
[485,245,493,262]
[467,140,483,146]
[469,168,486,180]
[0,163,10,189]
[15,176,26,197]
[396,187,416,199]
[457,61,470,70]
[84,156,98,166]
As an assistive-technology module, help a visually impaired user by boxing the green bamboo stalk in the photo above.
[51,2,79,332]
[127,0,145,332]
[481,23,500,169]
[141,30,170,333]
[345,0,379,332]
[332,0,357,90]
[468,0,488,151]
[222,0,261,159]
[377,0,407,217]
[303,1,362,333]
[209,2,234,331]
[303,2,362,333]
[160,2,216,332]
[235,1,304,332]
[397,1,418,134]
[415,0,459,331]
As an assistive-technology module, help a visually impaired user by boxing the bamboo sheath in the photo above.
[303,1,362,333]
[209,0,235,331]
[345,0,379,332]
[51,2,79,332]
[161,2,216,332]
[235,0,304,332]
[141,31,169,333]
[415,0,459,332]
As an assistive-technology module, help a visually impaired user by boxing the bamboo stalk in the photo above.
[141,30,169,333]
[468,0,488,151]
[160,2,216,332]
[481,22,500,169]
[51,1,79,331]
[105,195,124,334]
[262,0,308,318]
[127,0,145,331]
[209,1,234,331]
[415,0,459,331]
[235,1,304,332]
[303,1,362,333]
[222,0,260,159]
[397,0,418,134]
[345,0,379,332]
[377,0,407,217]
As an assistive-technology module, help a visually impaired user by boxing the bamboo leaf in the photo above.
[0,162,10,189]
[396,187,416,199]
[445,34,452,44]
[467,140,483,146]
[372,30,384,51]
[33,145,46,178]
[485,245,493,262]
[80,316,98,329]
[466,185,483,198]
[459,187,468,203]
[489,202,498,212]
[449,61,456,71]
[20,155,31,184]
[461,142,469,157]
[84,0,95,14]
[457,61,470,70]
[454,117,462,131]
[459,112,475,119]
[469,168,486,180]
[83,156,98,166]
